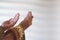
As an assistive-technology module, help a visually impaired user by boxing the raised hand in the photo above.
[2,13,20,29]
[0,11,33,40]
[19,11,33,30]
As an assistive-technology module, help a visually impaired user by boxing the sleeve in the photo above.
[14,25,25,40]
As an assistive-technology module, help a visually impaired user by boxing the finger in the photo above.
[13,13,20,22]
[10,13,20,24]
[27,11,33,25]
[24,11,33,20]
[27,11,32,17]
[28,11,33,19]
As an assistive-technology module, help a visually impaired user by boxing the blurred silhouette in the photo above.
[0,11,33,40]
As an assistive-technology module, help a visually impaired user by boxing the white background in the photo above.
[0,0,60,40]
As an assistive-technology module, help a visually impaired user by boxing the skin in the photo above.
[2,30,15,40]
[1,11,33,40]
[2,13,20,29]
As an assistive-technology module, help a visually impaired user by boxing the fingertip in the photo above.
[28,11,33,19]
[16,13,20,16]
[28,11,32,13]
[28,11,32,15]
[27,11,32,17]
[14,13,20,19]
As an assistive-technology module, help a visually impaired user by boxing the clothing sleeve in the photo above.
[14,25,25,40]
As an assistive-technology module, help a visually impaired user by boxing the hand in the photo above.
[2,13,20,29]
[1,11,33,30]
[20,11,33,30]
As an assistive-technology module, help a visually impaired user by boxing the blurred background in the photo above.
[0,0,60,40]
